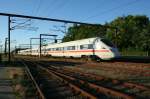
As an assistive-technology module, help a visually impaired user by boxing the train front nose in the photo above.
[110,48,120,58]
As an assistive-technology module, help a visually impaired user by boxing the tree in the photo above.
[106,15,149,50]
[62,24,106,42]
[63,15,150,52]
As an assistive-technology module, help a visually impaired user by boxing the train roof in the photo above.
[20,37,102,51]
[46,37,100,48]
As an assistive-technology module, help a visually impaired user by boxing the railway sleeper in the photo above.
[37,65,97,99]
[61,67,150,98]
[46,90,75,99]
[51,69,134,99]
[46,86,71,93]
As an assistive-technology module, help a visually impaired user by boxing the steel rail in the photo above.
[21,60,46,99]
[35,63,97,99]
[49,68,134,99]
[62,67,150,91]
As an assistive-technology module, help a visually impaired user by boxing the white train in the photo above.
[18,37,120,60]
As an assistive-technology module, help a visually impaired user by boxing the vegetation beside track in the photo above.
[0,61,38,99]
[63,15,150,56]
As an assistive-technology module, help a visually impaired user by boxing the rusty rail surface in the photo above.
[23,59,97,99]
[21,61,46,99]
[20,58,150,99]
[63,67,150,90]
[47,67,134,99]
[25,59,133,99]
[55,66,150,98]
[38,65,97,99]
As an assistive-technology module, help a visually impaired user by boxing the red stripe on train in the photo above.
[47,49,110,53]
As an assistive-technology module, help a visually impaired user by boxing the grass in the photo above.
[120,50,148,56]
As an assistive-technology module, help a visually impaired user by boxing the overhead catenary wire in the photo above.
[20,0,43,32]
[40,0,59,17]
[48,0,72,16]
[30,0,58,32]
[12,0,42,29]
[14,0,43,31]
[11,18,31,29]
[34,0,42,16]
[83,0,139,21]
[28,0,42,29]
[27,0,70,36]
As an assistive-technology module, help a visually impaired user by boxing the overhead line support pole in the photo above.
[39,34,57,58]
[30,37,52,56]
[8,16,11,62]
[4,38,8,56]
[39,34,42,58]
[30,39,32,55]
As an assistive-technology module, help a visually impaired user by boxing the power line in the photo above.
[48,0,72,16]
[34,0,42,16]
[31,0,58,28]
[28,0,42,29]
[83,0,139,21]
[30,0,42,28]
[13,0,41,31]
[41,0,59,17]
[80,0,107,16]
[30,0,71,35]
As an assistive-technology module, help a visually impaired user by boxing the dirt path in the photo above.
[0,67,15,99]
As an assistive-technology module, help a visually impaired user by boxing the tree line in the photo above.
[62,15,150,52]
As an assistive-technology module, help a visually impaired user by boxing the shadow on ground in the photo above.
[38,60,84,67]
[112,56,150,63]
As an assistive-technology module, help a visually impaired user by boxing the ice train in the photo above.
[18,37,120,60]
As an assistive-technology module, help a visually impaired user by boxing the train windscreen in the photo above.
[101,39,115,47]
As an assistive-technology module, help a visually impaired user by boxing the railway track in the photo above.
[18,57,150,99]
[24,62,45,99]
[81,63,150,77]
[21,60,97,99]
[21,59,134,99]
[36,61,150,99]
[29,56,149,77]
[59,67,150,99]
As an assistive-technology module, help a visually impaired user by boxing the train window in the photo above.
[52,48,55,51]
[80,44,93,50]
[67,47,70,50]
[47,48,51,51]
[80,45,88,50]
[56,48,59,51]
[67,46,75,50]
[88,44,93,49]
[101,39,115,47]
[59,47,62,51]
[64,47,67,51]
[71,46,75,50]
[60,47,64,51]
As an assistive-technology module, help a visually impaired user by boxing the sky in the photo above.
[0,0,150,51]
